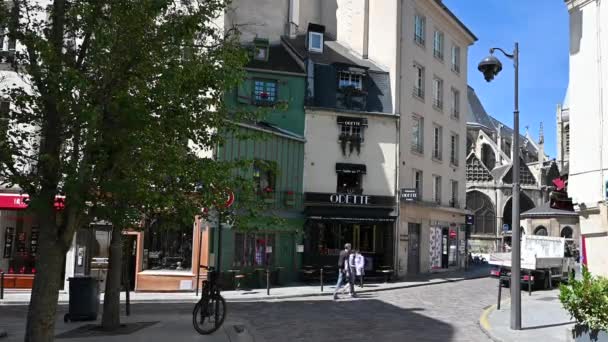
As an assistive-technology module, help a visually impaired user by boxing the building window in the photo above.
[253,38,270,61]
[254,80,277,105]
[561,226,573,240]
[450,180,458,208]
[534,226,548,236]
[414,170,423,199]
[308,31,324,53]
[433,30,444,60]
[338,71,363,90]
[340,124,364,140]
[433,125,442,160]
[337,172,363,194]
[432,77,443,110]
[143,219,193,271]
[411,114,424,153]
[233,232,275,267]
[564,125,570,156]
[414,14,426,46]
[433,175,442,204]
[451,45,461,73]
[451,88,460,119]
[413,63,425,99]
[450,133,459,166]
[253,160,276,194]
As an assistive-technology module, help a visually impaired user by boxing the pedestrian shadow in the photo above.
[230,298,455,341]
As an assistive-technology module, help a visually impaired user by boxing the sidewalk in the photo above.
[479,288,575,342]
[0,307,262,342]
[0,265,490,306]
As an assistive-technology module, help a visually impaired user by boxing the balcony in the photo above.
[336,86,367,111]
[433,49,443,60]
[414,35,425,47]
[451,108,460,119]
[413,87,424,100]
[433,99,443,111]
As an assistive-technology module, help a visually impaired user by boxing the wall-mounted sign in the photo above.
[304,192,395,207]
[30,226,39,257]
[465,214,475,225]
[503,224,510,232]
[265,246,273,254]
[296,244,304,253]
[449,230,457,239]
[337,116,368,127]
[3,227,14,258]
[400,188,418,202]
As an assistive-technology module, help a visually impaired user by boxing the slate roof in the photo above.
[466,86,538,154]
[246,44,305,75]
[282,35,385,72]
[521,202,578,218]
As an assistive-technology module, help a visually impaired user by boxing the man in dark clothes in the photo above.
[333,243,357,300]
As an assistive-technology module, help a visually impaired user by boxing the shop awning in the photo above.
[335,163,367,174]
[305,206,396,222]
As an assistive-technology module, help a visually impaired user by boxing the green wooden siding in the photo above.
[227,71,306,136]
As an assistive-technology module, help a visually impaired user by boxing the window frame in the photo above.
[432,76,443,110]
[308,31,324,53]
[411,114,424,154]
[450,132,459,166]
[433,175,442,204]
[433,30,444,60]
[253,79,278,106]
[336,171,363,194]
[413,63,425,100]
[414,14,426,46]
[414,169,423,199]
[451,44,461,74]
[433,124,443,161]
[450,180,458,207]
[451,87,460,119]
[338,71,363,90]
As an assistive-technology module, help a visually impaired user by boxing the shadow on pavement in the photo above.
[521,321,576,330]
[229,298,456,342]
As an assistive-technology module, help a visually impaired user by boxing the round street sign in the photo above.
[224,191,235,208]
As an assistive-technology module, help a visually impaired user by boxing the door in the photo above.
[441,228,449,268]
[407,224,420,275]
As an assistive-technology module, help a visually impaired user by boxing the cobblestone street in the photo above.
[0,276,505,341]
[230,276,504,342]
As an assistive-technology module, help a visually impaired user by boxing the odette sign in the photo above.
[329,194,370,205]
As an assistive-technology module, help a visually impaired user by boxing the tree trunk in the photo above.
[24,226,67,342]
[101,226,123,330]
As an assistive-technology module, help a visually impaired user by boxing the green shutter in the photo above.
[237,78,252,104]
[277,81,291,103]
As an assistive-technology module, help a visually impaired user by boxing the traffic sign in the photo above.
[224,191,235,208]
[465,214,474,225]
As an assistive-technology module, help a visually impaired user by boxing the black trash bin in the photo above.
[64,276,99,323]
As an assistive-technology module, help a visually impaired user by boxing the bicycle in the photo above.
[192,265,227,334]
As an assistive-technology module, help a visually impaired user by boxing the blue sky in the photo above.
[443,0,569,158]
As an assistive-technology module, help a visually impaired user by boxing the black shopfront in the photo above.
[303,192,396,272]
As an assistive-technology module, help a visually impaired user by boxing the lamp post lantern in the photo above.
[478,42,521,331]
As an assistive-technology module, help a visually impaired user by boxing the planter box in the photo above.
[573,325,608,342]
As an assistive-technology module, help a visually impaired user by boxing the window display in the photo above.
[143,220,193,271]
[0,210,37,274]
[233,232,275,267]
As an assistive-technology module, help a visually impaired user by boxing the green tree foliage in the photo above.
[0,0,263,340]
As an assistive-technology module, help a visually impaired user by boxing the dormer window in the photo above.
[307,23,325,53]
[253,38,269,61]
[308,32,323,52]
[338,72,362,90]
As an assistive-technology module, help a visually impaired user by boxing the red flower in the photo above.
[263,186,273,193]
[286,191,294,195]
[260,92,269,99]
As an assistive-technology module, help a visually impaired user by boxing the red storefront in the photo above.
[0,193,65,288]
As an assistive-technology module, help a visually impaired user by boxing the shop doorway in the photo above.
[122,235,137,291]
[407,223,420,275]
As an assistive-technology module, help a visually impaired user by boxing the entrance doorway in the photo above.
[407,223,420,275]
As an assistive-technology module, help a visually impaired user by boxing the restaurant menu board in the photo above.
[17,232,27,256]
[30,227,39,257]
[3,227,15,258]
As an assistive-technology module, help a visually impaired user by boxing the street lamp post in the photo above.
[478,42,521,330]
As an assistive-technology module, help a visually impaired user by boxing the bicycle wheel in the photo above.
[192,294,227,335]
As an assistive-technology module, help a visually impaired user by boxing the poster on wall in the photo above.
[30,227,39,257]
[3,227,15,258]
[17,232,27,256]
[429,227,442,269]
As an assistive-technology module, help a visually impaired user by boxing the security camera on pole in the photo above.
[478,42,522,331]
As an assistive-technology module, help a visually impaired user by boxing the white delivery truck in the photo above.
[489,235,576,291]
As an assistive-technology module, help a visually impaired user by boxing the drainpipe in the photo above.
[595,0,605,203]
[362,0,370,59]
[289,0,300,38]
[393,0,404,277]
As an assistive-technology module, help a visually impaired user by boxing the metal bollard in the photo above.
[0,272,4,300]
[266,269,270,296]
[125,281,131,316]
[320,268,324,292]
[497,276,502,310]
